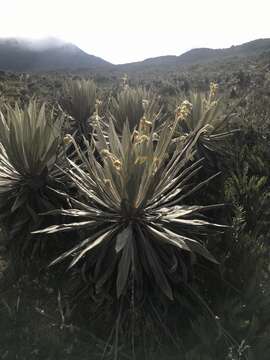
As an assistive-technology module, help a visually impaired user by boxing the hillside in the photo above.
[0,38,270,73]
[118,38,270,72]
[0,37,112,72]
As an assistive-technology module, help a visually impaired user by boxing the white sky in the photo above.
[0,0,269,64]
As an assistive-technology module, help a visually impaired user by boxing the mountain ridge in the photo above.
[118,38,270,71]
[0,37,269,72]
[0,37,112,72]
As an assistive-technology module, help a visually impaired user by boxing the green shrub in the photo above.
[31,99,231,358]
[108,87,160,134]
[0,100,66,259]
[60,79,96,139]
[175,83,238,161]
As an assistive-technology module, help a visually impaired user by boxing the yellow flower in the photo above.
[142,99,149,110]
[100,149,122,170]
[100,149,111,157]
[134,133,149,145]
[153,156,160,171]
[104,178,112,187]
[137,134,149,144]
[139,116,152,132]
[63,134,73,145]
[132,130,140,142]
[113,159,122,171]
[135,156,148,165]
[209,82,219,99]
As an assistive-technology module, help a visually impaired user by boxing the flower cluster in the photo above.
[100,149,122,171]
[209,82,219,99]
[176,100,193,121]
[139,116,152,133]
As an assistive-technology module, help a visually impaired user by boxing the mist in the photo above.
[1,0,270,63]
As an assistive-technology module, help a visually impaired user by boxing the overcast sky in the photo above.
[0,0,269,64]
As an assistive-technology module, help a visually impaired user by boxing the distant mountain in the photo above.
[0,37,269,73]
[0,37,112,72]
[177,39,270,65]
[119,38,270,71]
